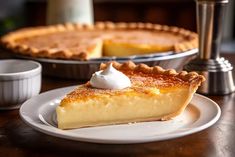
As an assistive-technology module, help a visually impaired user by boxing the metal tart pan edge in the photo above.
[13,49,198,80]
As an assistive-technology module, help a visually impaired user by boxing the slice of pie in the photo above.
[56,61,205,129]
[1,22,198,60]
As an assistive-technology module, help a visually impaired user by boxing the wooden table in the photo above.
[0,53,234,157]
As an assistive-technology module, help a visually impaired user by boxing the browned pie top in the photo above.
[1,22,198,60]
[15,31,103,55]
[61,61,205,103]
[16,30,186,49]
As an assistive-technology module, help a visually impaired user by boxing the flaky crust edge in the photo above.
[100,61,205,88]
[0,22,198,60]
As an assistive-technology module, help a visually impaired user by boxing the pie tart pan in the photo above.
[2,48,198,80]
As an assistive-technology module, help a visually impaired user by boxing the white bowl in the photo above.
[0,59,41,110]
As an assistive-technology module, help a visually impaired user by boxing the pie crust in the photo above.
[1,22,198,60]
[100,61,205,87]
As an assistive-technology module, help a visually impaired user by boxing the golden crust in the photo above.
[0,22,198,60]
[100,61,205,87]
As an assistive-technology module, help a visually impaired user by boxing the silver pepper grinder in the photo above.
[184,0,235,95]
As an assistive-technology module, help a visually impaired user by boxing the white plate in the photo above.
[20,86,221,144]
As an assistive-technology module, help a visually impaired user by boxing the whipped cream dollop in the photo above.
[90,63,131,90]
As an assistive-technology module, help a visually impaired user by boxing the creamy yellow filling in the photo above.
[56,88,194,129]
[86,39,103,58]
[103,40,172,57]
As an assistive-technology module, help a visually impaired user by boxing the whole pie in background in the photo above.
[0,22,198,60]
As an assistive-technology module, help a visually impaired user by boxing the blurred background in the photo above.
[0,0,234,52]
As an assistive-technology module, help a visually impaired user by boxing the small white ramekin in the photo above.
[0,59,41,110]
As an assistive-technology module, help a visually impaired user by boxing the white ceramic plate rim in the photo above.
[19,86,221,144]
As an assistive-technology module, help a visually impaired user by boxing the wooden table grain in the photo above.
[0,53,234,157]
